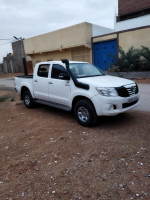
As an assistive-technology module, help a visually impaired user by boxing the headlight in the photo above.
[96,87,118,97]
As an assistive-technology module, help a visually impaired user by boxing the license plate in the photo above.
[127,96,138,103]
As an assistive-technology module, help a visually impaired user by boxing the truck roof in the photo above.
[36,61,88,65]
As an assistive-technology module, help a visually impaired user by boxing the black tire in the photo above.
[74,100,98,126]
[23,91,34,109]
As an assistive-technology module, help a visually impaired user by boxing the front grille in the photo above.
[122,100,138,108]
[116,84,138,97]
[126,85,138,96]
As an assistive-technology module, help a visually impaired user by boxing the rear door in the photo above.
[48,64,71,107]
[33,64,50,100]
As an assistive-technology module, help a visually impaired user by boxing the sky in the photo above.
[0,0,118,62]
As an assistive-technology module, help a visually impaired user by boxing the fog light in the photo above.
[108,104,114,110]
[108,105,117,110]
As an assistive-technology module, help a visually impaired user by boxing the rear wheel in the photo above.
[23,91,34,108]
[74,100,98,126]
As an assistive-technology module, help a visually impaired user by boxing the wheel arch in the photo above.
[21,86,30,100]
[72,95,95,111]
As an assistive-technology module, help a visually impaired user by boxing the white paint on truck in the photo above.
[15,61,140,126]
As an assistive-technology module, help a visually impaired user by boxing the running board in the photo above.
[34,99,71,111]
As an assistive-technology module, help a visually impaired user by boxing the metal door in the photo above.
[93,39,117,71]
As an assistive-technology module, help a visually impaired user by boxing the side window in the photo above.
[37,64,49,78]
[51,64,67,79]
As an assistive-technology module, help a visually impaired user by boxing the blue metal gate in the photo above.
[93,39,117,71]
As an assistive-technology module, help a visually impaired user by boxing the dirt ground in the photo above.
[0,73,24,79]
[0,89,150,200]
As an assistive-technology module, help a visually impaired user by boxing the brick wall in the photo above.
[119,0,150,16]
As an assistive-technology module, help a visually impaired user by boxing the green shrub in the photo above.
[141,46,150,71]
[114,46,141,72]
[110,46,150,72]
[0,97,8,103]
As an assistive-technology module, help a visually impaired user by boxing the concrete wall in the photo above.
[12,40,25,73]
[31,48,72,67]
[71,47,91,63]
[92,26,150,73]
[92,24,113,37]
[24,22,93,55]
[93,33,117,43]
[0,63,4,74]
[115,15,150,32]
[107,71,150,79]
[118,0,150,16]
[119,27,150,52]
[2,54,16,74]
[93,26,150,52]
[31,46,91,67]
[23,22,114,67]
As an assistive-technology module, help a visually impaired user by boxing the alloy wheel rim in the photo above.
[25,95,30,105]
[78,106,89,122]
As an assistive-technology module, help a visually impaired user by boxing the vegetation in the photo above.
[0,96,15,103]
[110,46,150,72]
[141,46,150,70]
[10,97,15,101]
[0,97,8,103]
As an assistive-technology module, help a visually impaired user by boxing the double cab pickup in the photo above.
[15,60,140,126]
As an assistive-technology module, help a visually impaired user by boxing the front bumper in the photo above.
[91,93,140,116]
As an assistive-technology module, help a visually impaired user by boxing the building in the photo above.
[23,22,113,67]
[92,0,150,71]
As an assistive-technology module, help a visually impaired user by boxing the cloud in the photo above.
[0,0,117,62]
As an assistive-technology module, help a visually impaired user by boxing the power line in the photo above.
[0,42,11,46]
[0,40,16,46]
[0,39,12,40]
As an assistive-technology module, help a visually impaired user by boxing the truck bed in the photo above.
[15,75,34,94]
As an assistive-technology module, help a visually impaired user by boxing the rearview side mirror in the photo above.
[59,72,70,80]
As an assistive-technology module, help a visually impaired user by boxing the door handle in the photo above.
[34,80,38,82]
[65,83,70,86]
[49,82,53,84]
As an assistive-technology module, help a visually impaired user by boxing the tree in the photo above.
[113,46,141,72]
[141,46,150,70]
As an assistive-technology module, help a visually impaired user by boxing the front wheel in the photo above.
[23,91,34,109]
[74,100,98,126]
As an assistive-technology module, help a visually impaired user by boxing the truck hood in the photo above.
[77,75,135,88]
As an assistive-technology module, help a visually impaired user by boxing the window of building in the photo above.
[37,64,49,78]
[51,64,67,79]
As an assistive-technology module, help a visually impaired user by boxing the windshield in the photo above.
[69,63,105,78]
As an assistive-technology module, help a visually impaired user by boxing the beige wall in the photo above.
[119,27,150,52]
[93,34,117,43]
[31,46,92,67]
[92,27,150,52]
[24,22,92,55]
[31,49,72,67]
[71,47,91,63]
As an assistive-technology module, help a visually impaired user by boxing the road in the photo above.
[0,77,15,88]
[0,77,149,112]
[133,84,150,112]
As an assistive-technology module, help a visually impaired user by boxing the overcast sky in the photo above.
[0,0,118,62]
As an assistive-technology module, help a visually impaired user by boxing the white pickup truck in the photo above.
[15,59,140,126]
